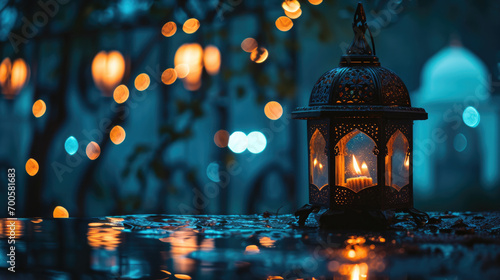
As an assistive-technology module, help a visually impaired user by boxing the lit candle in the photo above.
[346,156,373,192]
[361,162,370,177]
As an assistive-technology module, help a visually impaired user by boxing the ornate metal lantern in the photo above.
[293,3,427,227]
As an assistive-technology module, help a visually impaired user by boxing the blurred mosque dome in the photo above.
[413,41,500,199]
[418,44,489,104]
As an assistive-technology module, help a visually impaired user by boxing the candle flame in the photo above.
[361,162,367,170]
[404,155,409,167]
[351,264,360,280]
[319,163,323,169]
[314,158,318,167]
[352,156,361,175]
[361,162,369,176]
[347,249,356,259]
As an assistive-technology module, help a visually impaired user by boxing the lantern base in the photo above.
[318,209,395,229]
[295,204,429,229]
[295,204,323,226]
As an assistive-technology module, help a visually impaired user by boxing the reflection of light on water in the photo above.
[325,235,389,279]
[90,249,118,273]
[244,245,260,254]
[344,236,368,260]
[368,236,385,243]
[87,226,122,251]
[87,223,125,275]
[259,236,276,248]
[0,220,23,239]
[159,229,214,273]
[337,263,368,279]
[106,217,125,224]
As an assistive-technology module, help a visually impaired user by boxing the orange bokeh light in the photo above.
[183,18,200,34]
[282,0,300,12]
[92,51,125,96]
[86,141,101,160]
[162,68,177,85]
[250,47,269,63]
[175,43,204,91]
[161,21,177,37]
[0,58,30,99]
[276,16,294,32]
[264,101,283,120]
[53,206,69,218]
[214,130,230,148]
[135,73,150,91]
[110,125,126,145]
[285,8,302,19]
[32,99,46,118]
[25,158,39,176]
[113,84,129,104]
[309,0,323,5]
[241,38,258,53]
[175,64,190,79]
[203,45,221,75]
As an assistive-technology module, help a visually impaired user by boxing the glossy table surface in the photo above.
[0,212,499,279]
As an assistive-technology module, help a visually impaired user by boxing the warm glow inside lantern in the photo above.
[293,3,427,222]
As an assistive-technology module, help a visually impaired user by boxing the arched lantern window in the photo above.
[293,3,428,226]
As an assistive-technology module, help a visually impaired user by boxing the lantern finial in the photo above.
[340,2,379,65]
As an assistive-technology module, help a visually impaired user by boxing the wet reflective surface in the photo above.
[1,212,500,279]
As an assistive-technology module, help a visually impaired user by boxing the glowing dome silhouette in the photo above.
[418,45,489,104]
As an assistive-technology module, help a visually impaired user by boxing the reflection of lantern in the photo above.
[159,229,214,273]
[293,4,427,227]
[91,51,126,96]
[0,58,30,99]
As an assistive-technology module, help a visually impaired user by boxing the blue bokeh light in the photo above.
[453,133,467,152]
[206,162,221,182]
[247,131,267,154]
[462,106,480,128]
[65,136,79,155]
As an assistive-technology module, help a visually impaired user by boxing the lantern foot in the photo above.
[318,209,395,229]
[295,204,323,227]
[404,207,429,227]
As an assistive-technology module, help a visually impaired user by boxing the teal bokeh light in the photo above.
[462,106,480,128]
[64,136,78,155]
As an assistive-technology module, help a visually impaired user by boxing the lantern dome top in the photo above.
[308,63,411,107]
[293,3,426,120]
